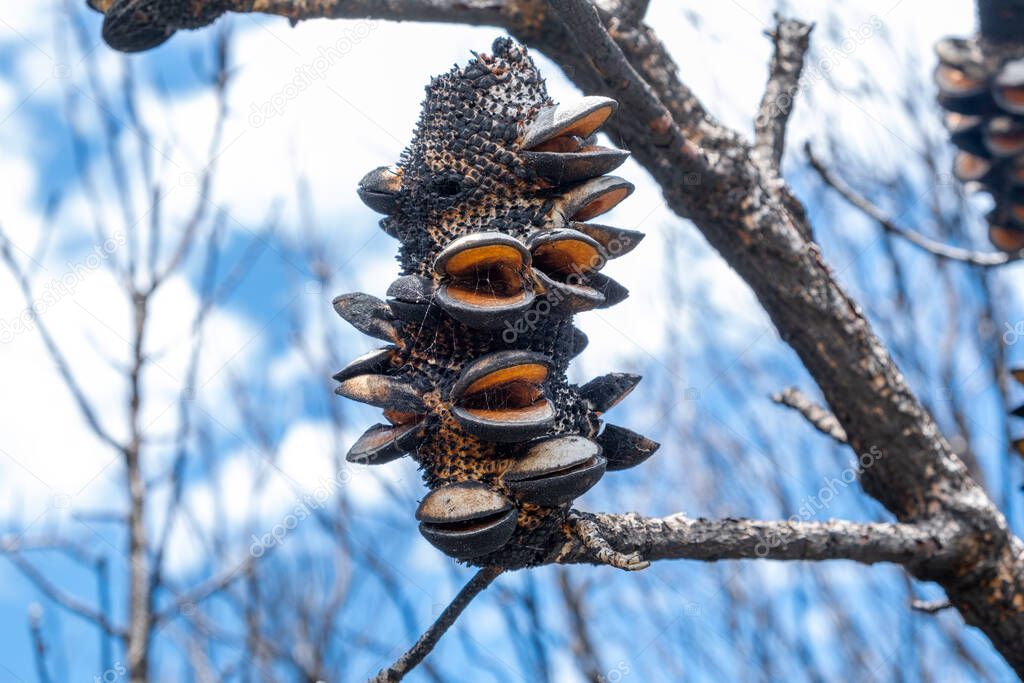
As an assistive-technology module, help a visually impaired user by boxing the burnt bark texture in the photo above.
[555,513,963,569]
[100,0,1024,676]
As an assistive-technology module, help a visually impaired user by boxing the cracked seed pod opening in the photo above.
[984,118,1024,157]
[416,482,518,559]
[347,422,424,465]
[555,176,635,223]
[434,233,535,328]
[527,229,608,312]
[952,151,994,184]
[521,96,618,150]
[334,374,425,412]
[571,222,646,258]
[994,59,1024,115]
[358,166,403,214]
[333,38,657,568]
[449,351,556,442]
[944,113,988,156]
[503,435,607,506]
[332,347,395,383]
[988,225,1024,252]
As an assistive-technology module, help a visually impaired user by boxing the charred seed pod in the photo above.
[89,0,229,52]
[933,37,1024,250]
[334,39,659,568]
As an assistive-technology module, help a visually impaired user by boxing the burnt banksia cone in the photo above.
[933,37,1024,251]
[334,38,659,569]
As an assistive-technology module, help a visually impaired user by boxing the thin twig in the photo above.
[755,15,813,169]
[806,143,1023,266]
[0,228,123,452]
[154,557,255,626]
[370,567,503,682]
[771,387,848,444]
[557,569,604,683]
[29,605,54,683]
[2,551,127,638]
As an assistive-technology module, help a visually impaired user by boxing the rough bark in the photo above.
[754,17,813,170]
[555,513,962,570]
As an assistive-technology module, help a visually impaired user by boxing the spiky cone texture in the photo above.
[933,37,1024,251]
[334,38,659,569]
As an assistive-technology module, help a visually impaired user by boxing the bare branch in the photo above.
[0,229,123,452]
[557,569,604,683]
[754,16,813,169]
[546,0,708,177]
[239,0,522,26]
[594,0,650,26]
[29,605,54,683]
[154,558,255,626]
[2,551,127,639]
[554,513,960,570]
[370,567,503,682]
[149,31,232,291]
[805,144,1021,266]
[772,387,848,444]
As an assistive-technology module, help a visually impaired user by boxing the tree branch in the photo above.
[28,605,54,683]
[545,0,708,178]
[0,228,124,452]
[805,144,1023,266]
[2,551,127,639]
[369,567,503,683]
[555,513,960,570]
[557,569,606,683]
[772,387,848,445]
[754,15,813,169]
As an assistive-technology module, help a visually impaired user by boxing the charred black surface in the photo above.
[91,0,228,52]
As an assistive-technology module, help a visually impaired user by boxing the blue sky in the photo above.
[0,1,1021,681]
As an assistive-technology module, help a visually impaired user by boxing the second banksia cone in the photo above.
[934,37,1024,251]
